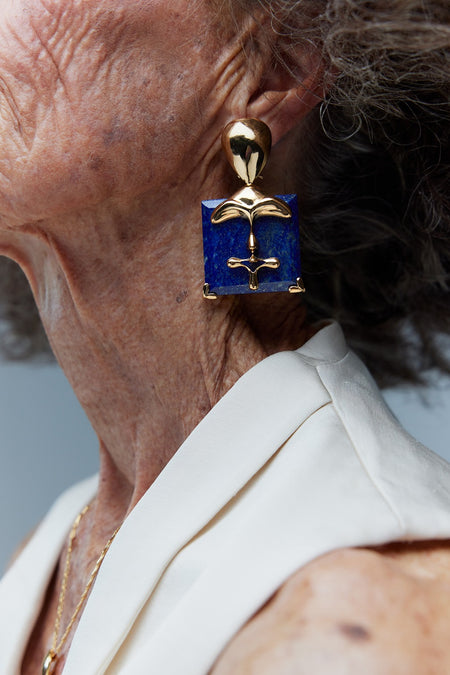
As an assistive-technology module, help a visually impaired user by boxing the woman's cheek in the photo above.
[0,2,134,220]
[0,0,223,223]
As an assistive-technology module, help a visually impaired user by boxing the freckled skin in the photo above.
[0,2,449,675]
[0,0,236,222]
[211,543,450,674]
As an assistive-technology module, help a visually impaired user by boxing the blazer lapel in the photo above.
[64,350,332,674]
[119,410,403,675]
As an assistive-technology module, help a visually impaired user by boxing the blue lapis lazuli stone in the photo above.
[202,194,301,295]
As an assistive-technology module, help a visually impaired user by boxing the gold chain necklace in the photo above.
[42,504,119,675]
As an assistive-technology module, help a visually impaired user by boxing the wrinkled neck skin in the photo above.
[0,0,313,556]
[0,171,310,541]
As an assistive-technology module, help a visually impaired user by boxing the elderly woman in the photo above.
[0,0,450,673]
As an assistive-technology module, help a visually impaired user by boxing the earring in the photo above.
[202,118,305,299]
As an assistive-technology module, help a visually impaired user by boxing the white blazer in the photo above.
[1,322,450,674]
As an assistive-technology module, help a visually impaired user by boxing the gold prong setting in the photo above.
[288,278,306,294]
[203,283,218,300]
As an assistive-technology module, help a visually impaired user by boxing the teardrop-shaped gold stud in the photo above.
[221,119,272,185]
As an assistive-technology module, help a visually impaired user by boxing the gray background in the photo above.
[0,360,449,573]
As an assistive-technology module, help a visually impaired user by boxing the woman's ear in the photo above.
[246,48,326,145]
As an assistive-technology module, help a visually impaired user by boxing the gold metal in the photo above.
[211,119,292,292]
[42,504,119,674]
[221,119,272,185]
[228,255,280,291]
[211,185,291,226]
[203,283,218,300]
[42,650,56,675]
[288,277,306,294]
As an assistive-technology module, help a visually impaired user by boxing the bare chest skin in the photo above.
[20,511,120,675]
[21,572,93,675]
[21,541,450,674]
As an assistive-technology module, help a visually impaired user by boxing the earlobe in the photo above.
[247,68,325,145]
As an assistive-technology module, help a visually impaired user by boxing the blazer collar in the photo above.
[64,343,333,674]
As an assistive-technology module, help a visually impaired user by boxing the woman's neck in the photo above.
[0,187,310,522]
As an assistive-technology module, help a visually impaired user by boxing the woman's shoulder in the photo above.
[211,541,450,674]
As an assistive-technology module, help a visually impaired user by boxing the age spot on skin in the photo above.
[176,290,188,304]
[88,155,103,171]
[339,623,371,642]
[103,117,133,147]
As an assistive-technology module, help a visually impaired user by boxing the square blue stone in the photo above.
[202,194,302,295]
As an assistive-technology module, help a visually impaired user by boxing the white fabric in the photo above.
[1,322,450,674]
